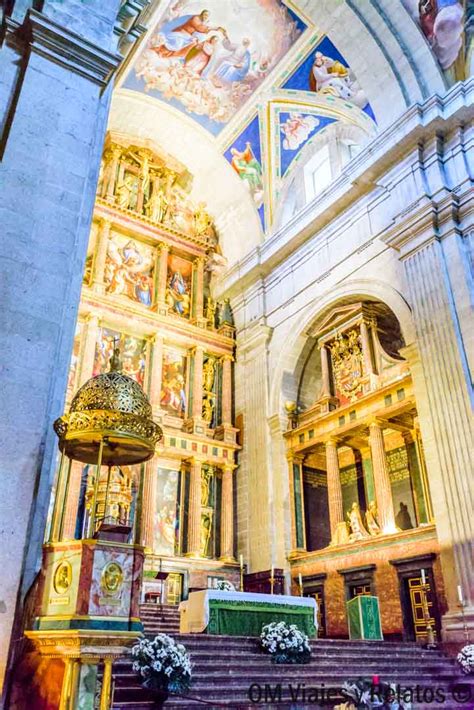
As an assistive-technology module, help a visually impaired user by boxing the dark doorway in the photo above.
[303,467,330,550]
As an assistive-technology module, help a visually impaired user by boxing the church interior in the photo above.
[0,0,472,708]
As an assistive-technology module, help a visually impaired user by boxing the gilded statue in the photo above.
[365,500,381,536]
[347,502,370,541]
[203,356,216,394]
[200,511,213,557]
[193,202,215,240]
[205,296,216,328]
[116,173,136,209]
[202,395,215,425]
[145,184,168,223]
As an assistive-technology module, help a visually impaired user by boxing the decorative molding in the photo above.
[25,9,122,87]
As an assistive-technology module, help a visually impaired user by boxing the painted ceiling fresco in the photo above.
[125,0,306,135]
[401,0,464,72]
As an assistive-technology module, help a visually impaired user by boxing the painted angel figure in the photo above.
[151,10,221,59]
[230,142,263,203]
[280,113,319,151]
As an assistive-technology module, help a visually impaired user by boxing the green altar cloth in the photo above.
[347,595,383,640]
[180,591,317,637]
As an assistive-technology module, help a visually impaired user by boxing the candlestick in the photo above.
[421,568,426,585]
[458,585,463,604]
[298,572,303,597]
[239,554,243,568]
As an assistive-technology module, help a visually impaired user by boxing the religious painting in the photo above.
[154,467,180,555]
[279,111,336,177]
[93,327,147,388]
[401,0,464,72]
[104,233,155,308]
[66,321,83,400]
[124,0,306,135]
[166,253,193,318]
[160,346,187,418]
[224,114,265,227]
[282,37,375,121]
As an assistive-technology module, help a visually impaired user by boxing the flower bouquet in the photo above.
[260,621,311,664]
[457,644,474,675]
[215,579,235,592]
[131,634,192,703]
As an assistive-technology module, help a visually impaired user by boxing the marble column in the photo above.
[141,459,156,551]
[187,459,202,556]
[319,345,331,397]
[325,438,345,539]
[193,256,205,323]
[155,242,169,310]
[220,464,235,561]
[148,334,164,411]
[62,461,83,540]
[221,355,233,426]
[191,346,204,420]
[368,420,396,533]
[78,314,100,386]
[92,219,111,294]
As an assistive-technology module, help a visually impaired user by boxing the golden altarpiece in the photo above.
[285,303,441,641]
[59,132,240,605]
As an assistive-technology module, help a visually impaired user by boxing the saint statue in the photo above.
[203,356,216,393]
[365,500,381,536]
[205,296,216,328]
[347,502,370,541]
[145,185,168,223]
[115,174,136,210]
[202,395,214,425]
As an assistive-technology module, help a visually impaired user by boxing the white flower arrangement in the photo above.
[215,579,235,592]
[131,634,192,693]
[457,644,474,675]
[260,621,311,664]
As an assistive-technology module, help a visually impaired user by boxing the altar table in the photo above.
[179,590,317,637]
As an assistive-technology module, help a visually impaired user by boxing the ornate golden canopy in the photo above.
[54,371,162,465]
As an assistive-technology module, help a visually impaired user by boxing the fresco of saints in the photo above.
[160,351,187,417]
[167,268,191,317]
[230,142,263,206]
[280,113,319,151]
[309,51,368,109]
[104,237,154,308]
[209,37,251,86]
[184,34,220,76]
[152,9,221,59]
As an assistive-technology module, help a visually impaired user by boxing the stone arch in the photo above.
[269,278,416,418]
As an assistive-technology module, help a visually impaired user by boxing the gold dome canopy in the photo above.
[54,364,162,466]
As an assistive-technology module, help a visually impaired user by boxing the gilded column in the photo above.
[191,346,204,420]
[78,314,100,386]
[62,461,83,540]
[319,345,331,397]
[368,419,396,533]
[155,242,169,310]
[220,464,235,561]
[221,354,233,426]
[187,459,202,556]
[325,437,345,539]
[92,219,111,294]
[106,146,122,202]
[149,334,164,411]
[193,256,205,323]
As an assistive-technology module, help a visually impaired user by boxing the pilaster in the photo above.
[220,464,236,562]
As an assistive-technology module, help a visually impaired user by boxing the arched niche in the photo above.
[270,279,416,418]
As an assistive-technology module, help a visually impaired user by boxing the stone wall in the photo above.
[221,80,474,640]
[0,1,123,699]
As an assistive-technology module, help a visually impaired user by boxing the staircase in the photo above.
[111,605,472,710]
